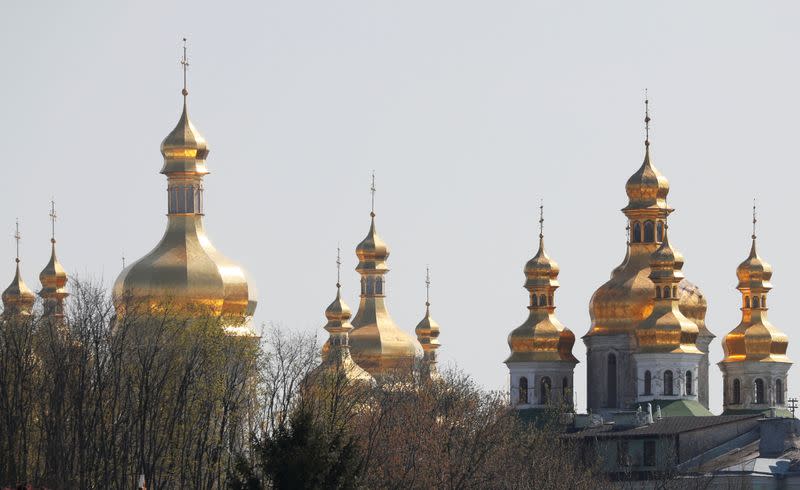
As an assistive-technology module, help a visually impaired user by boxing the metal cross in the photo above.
[13,219,20,263]
[49,200,57,242]
[425,266,431,306]
[538,200,544,239]
[370,171,376,216]
[336,245,341,288]
[644,89,651,146]
[181,38,189,96]
[752,198,757,240]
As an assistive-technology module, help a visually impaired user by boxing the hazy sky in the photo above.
[2,1,798,413]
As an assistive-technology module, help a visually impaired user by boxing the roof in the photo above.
[565,414,761,439]
[633,399,714,417]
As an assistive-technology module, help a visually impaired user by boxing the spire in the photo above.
[336,245,342,288]
[39,200,68,319]
[416,266,441,381]
[644,89,651,148]
[370,171,376,218]
[2,220,35,315]
[355,172,390,274]
[538,200,544,240]
[181,37,189,98]
[624,93,670,214]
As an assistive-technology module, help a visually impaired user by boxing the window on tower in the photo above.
[745,296,751,308]
[644,221,655,242]
[633,222,642,243]
[755,379,765,404]
[664,370,674,396]
[657,221,664,242]
[686,371,693,395]
[540,377,552,405]
[753,296,760,308]
[733,379,741,404]
[777,379,784,404]
[539,294,547,306]
[644,370,652,395]
[375,277,383,295]
[519,377,529,404]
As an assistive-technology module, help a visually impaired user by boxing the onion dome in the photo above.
[3,261,35,315]
[623,145,670,212]
[113,44,257,335]
[39,241,68,298]
[635,228,701,354]
[415,269,441,381]
[355,214,390,273]
[310,276,373,384]
[506,216,577,364]
[349,177,419,376]
[722,226,789,363]
[588,105,708,339]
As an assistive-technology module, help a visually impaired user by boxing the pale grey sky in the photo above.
[2,1,798,413]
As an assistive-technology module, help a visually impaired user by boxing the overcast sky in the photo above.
[2,1,798,413]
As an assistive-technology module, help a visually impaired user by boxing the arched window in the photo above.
[664,370,674,396]
[540,377,552,405]
[733,379,741,404]
[360,277,366,295]
[753,296,760,308]
[686,371,693,395]
[531,295,538,307]
[755,379,765,404]
[644,370,652,395]
[745,296,751,308]
[664,286,670,299]
[375,277,383,295]
[762,296,767,308]
[539,294,547,306]
[366,277,374,295]
[633,222,642,243]
[644,221,655,242]
[777,379,784,404]
[562,377,570,401]
[607,354,618,408]
[657,221,664,242]
[656,288,662,299]
[519,377,528,404]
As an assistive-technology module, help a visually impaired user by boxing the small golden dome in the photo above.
[415,303,441,351]
[722,236,789,363]
[39,240,68,295]
[506,233,577,363]
[635,230,701,354]
[2,261,35,314]
[736,239,772,290]
[160,99,209,175]
[355,215,389,272]
[325,286,352,329]
[623,145,670,212]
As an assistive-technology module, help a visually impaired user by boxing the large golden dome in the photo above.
[113,74,257,334]
[587,141,709,339]
[506,232,577,363]
[349,205,419,376]
[722,236,789,363]
[2,261,35,315]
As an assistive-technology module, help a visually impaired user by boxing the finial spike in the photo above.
[13,219,20,263]
[425,266,431,307]
[336,245,342,288]
[122,251,126,269]
[180,38,189,97]
[538,199,544,239]
[49,199,57,243]
[752,198,757,240]
[370,171,376,217]
[644,89,651,147]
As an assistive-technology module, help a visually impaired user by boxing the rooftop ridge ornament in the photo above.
[752,198,757,241]
[644,89,651,147]
[181,38,189,97]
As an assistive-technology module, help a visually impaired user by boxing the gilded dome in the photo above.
[2,261,35,315]
[415,304,441,351]
[113,87,257,335]
[506,234,577,364]
[39,240,67,295]
[355,215,389,272]
[635,230,701,354]
[623,146,670,212]
[722,237,789,363]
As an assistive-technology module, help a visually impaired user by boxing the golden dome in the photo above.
[349,199,419,376]
[355,214,389,272]
[39,240,67,297]
[588,131,708,339]
[635,228,701,354]
[722,236,790,363]
[2,261,35,315]
[506,228,577,364]
[623,145,670,212]
[311,283,373,384]
[414,303,441,351]
[113,66,257,335]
